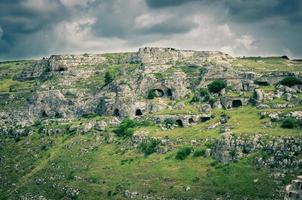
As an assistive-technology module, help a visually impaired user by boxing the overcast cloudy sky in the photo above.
[0,0,301,60]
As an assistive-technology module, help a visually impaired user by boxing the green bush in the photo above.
[199,88,209,96]
[140,139,160,156]
[147,90,156,99]
[279,77,302,87]
[190,95,199,103]
[281,117,297,129]
[199,88,210,102]
[114,119,136,137]
[104,71,114,86]
[175,147,191,160]
[209,97,216,106]
[163,118,175,128]
[192,148,206,157]
[208,79,226,93]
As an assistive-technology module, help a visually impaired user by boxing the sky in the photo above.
[0,0,301,60]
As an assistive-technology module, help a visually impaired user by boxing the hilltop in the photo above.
[0,47,302,200]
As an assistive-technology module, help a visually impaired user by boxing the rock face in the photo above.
[1,47,302,131]
[212,133,302,166]
[285,176,302,200]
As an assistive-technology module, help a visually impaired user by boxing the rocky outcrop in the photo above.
[285,176,302,200]
[130,47,233,65]
[212,133,302,167]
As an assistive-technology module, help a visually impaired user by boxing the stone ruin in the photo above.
[285,176,302,200]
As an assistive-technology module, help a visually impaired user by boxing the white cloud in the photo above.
[21,0,59,13]
[135,12,172,29]
[60,0,94,8]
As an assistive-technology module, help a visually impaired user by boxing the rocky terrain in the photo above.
[0,47,302,200]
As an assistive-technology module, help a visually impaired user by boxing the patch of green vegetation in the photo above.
[104,71,114,85]
[0,60,34,79]
[279,76,302,86]
[147,89,156,99]
[0,91,32,111]
[175,147,192,160]
[0,79,36,93]
[259,85,275,92]
[139,139,160,156]
[232,57,302,72]
[1,131,288,200]
[192,148,206,158]
[208,79,226,93]
[281,117,297,129]
[213,106,301,137]
[102,52,134,64]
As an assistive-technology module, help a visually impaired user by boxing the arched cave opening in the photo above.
[188,118,194,124]
[113,109,120,117]
[166,88,173,97]
[176,119,184,127]
[232,100,242,108]
[135,109,143,116]
[57,66,67,72]
[200,116,211,122]
[255,81,270,86]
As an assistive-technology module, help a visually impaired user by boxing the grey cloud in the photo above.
[0,0,302,60]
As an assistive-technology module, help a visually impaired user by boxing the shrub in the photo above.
[199,88,209,96]
[192,148,206,157]
[190,95,199,103]
[163,118,175,128]
[209,97,216,106]
[281,117,297,129]
[104,71,114,85]
[147,90,156,99]
[140,139,160,156]
[175,147,191,160]
[199,88,210,102]
[279,77,302,87]
[114,119,136,137]
[208,79,226,93]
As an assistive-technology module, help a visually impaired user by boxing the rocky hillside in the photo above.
[0,47,302,200]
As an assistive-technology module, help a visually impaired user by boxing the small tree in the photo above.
[208,79,226,93]
[104,71,114,86]
[279,77,302,87]
[281,117,297,129]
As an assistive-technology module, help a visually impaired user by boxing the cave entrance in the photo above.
[154,89,164,97]
[232,100,242,108]
[113,109,120,117]
[166,88,173,97]
[200,116,211,122]
[188,118,194,124]
[135,109,143,116]
[41,110,48,118]
[176,119,184,127]
[57,66,67,72]
[255,81,269,86]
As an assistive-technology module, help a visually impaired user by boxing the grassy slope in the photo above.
[1,132,282,200]
[232,57,302,72]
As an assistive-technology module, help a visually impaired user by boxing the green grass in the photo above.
[1,132,288,200]
[0,79,36,92]
[232,57,302,72]
[0,60,34,79]
[213,106,302,137]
